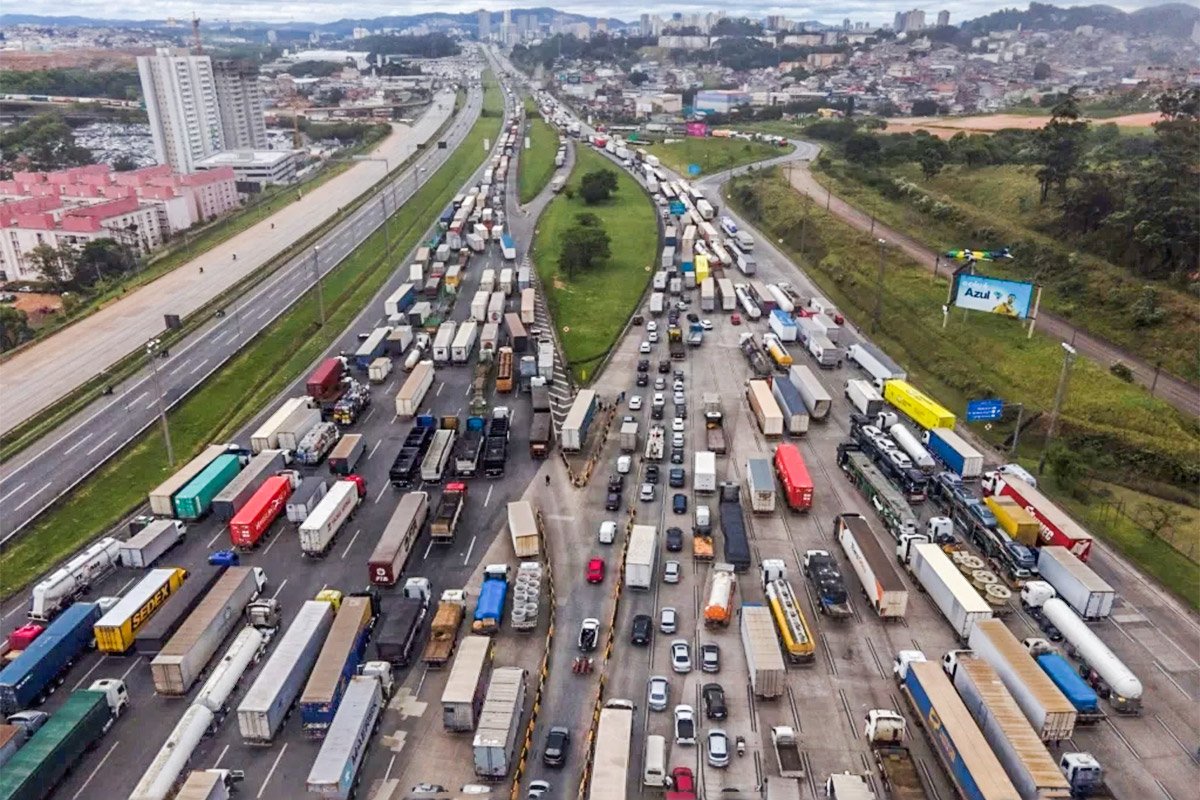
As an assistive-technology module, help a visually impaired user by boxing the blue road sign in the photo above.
[966,398,1005,422]
[669,200,686,216]
[688,163,702,176]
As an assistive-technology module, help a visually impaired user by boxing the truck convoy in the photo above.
[472,667,527,779]
[835,514,908,620]
[740,605,786,699]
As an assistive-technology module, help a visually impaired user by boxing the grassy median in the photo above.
[518,99,560,204]
[648,137,790,177]
[530,146,659,384]
[0,75,503,598]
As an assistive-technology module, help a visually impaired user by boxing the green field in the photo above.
[647,137,790,177]
[0,75,504,599]
[530,146,659,384]
[518,100,560,204]
[724,168,1199,606]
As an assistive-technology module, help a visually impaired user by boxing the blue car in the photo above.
[208,549,240,567]
[672,493,688,515]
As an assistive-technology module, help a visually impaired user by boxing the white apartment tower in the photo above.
[212,59,268,151]
[138,48,224,173]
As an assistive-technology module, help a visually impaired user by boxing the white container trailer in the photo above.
[305,675,384,799]
[480,269,496,293]
[811,313,841,343]
[694,451,717,494]
[212,449,287,523]
[807,334,839,368]
[847,343,906,389]
[888,424,937,472]
[788,366,831,420]
[741,604,786,699]
[845,379,884,417]
[127,704,216,800]
[471,290,490,322]
[745,457,776,514]
[119,519,186,568]
[238,600,335,743]
[1035,547,1115,621]
[432,322,457,363]
[299,481,361,556]
[967,619,1077,742]
[441,636,492,731]
[836,514,908,619]
[909,543,992,640]
[487,292,505,323]
[499,268,514,295]
[194,626,265,715]
[472,667,528,778]
[625,525,658,591]
[276,405,322,452]
[395,361,434,418]
[250,397,307,453]
[770,376,809,435]
[451,320,479,364]
[147,445,231,517]
[746,380,784,437]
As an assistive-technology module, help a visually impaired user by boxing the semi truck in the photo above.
[483,407,511,478]
[863,710,928,800]
[882,380,955,430]
[984,496,1040,547]
[770,375,809,435]
[250,398,307,453]
[369,491,429,586]
[452,420,485,477]
[328,434,365,475]
[1034,548,1114,620]
[773,443,813,512]
[300,594,378,738]
[740,336,772,378]
[134,567,223,657]
[148,444,234,516]
[193,624,267,716]
[441,635,492,730]
[286,478,328,524]
[510,562,544,632]
[472,565,510,635]
[94,568,187,653]
[847,342,907,388]
[1023,640,1103,722]
[718,484,752,572]
[845,379,885,417]
[799,552,852,618]
[431,483,468,543]
[888,424,937,473]
[388,421,435,488]
[836,514,908,619]
[923,428,984,479]
[374,579,431,667]
[983,474,1093,560]
[27,537,120,622]
[299,479,360,556]
[902,543,992,640]
[395,361,435,419]
[0,603,101,714]
[306,672,389,799]
[151,567,267,695]
[740,604,786,699]
[745,456,776,514]
[119,519,186,568]
[702,564,737,627]
[0,679,128,800]
[422,590,468,668]
[238,600,336,743]
[788,365,831,420]
[507,500,541,560]
[174,453,242,520]
[472,667,527,779]
[560,389,598,452]
[229,474,293,548]
[762,562,816,663]
[212,449,288,523]
[275,403,321,451]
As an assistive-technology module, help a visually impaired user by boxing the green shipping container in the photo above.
[173,454,241,520]
[0,689,110,800]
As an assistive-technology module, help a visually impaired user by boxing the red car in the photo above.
[666,766,697,799]
[586,558,605,584]
[730,313,742,326]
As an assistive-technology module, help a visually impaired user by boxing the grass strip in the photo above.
[530,146,659,384]
[0,76,502,599]
[647,137,791,177]
[0,92,467,464]
[518,103,560,205]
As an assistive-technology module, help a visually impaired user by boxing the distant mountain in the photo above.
[961,2,1200,38]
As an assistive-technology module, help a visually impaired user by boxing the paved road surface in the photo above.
[0,90,458,435]
[0,87,484,540]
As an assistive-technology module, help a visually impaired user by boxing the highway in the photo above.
[0,77,488,540]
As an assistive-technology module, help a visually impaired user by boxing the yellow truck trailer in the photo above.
[984,496,1041,547]
[94,567,187,653]
[883,380,955,430]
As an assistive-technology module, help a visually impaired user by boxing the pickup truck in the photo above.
[771,725,805,777]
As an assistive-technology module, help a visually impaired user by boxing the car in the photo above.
[647,676,670,711]
[673,391,686,406]
[651,406,664,421]
[527,780,551,799]
[637,358,650,373]
[673,705,696,745]
[578,618,600,651]
[648,331,660,343]
[673,493,688,514]
[700,643,720,673]
[660,607,678,634]
[646,320,658,332]
[605,492,620,511]
[671,432,685,449]
[644,463,660,484]
[654,376,667,390]
[208,550,240,567]
[640,483,655,502]
[663,560,681,584]
[668,310,680,325]
[542,727,571,767]
[702,683,727,719]
[671,417,685,433]
[886,449,914,471]
[665,526,684,551]
[731,313,742,325]
[676,403,688,419]
[707,729,730,768]
[673,380,685,393]
[673,369,685,381]
[636,372,649,387]
[1041,619,1064,642]
[607,473,624,493]
[700,319,714,331]
[658,361,671,375]
[686,312,699,323]
[670,767,696,795]
[670,639,692,673]
[631,614,653,646]
[675,300,690,310]
[586,558,605,584]
[639,341,651,354]
[628,395,643,410]
[669,467,686,488]
[670,448,685,465]
[653,392,666,409]
[598,521,617,544]
[616,455,632,474]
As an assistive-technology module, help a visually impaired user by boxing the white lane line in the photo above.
[71,740,119,800]
[463,535,477,565]
[484,485,494,507]
[145,397,159,410]
[385,753,397,780]
[212,744,230,769]
[11,486,46,513]
[368,441,382,460]
[72,655,108,689]
[422,540,433,561]
[86,431,120,456]
[61,433,95,456]
[436,383,444,397]
[257,743,289,799]
[116,577,137,595]
[167,362,188,377]
[374,484,389,504]
[188,359,209,375]
[0,482,27,504]
[386,380,396,393]
[207,530,224,548]
[261,530,283,555]
[362,406,376,424]
[271,579,288,599]
[3,605,24,620]
[119,657,141,681]
[128,391,149,407]
[340,529,362,559]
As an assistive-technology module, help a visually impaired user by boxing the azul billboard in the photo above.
[952,274,1035,320]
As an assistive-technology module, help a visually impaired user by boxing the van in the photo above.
[694,504,712,536]
[643,734,667,786]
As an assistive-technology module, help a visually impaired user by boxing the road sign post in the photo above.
[966,398,1004,423]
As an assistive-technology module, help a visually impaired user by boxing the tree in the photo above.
[1032,62,1052,81]
[910,99,941,116]
[0,306,32,351]
[1035,90,1088,202]
[920,148,946,179]
[628,70,649,87]
[557,214,611,277]
[579,169,618,204]
[111,154,139,172]
[75,239,134,286]
[26,243,75,285]
[843,133,881,166]
[0,112,93,176]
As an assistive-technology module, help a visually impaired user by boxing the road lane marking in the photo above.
[374,484,389,504]
[0,482,27,504]
[386,380,396,393]
[145,397,160,410]
[71,740,119,800]
[261,530,283,555]
[484,485,494,507]
[167,362,188,377]
[119,657,141,681]
[72,656,108,689]
[11,486,46,513]
[436,383,444,396]
[61,433,95,456]
[116,577,137,595]
[86,431,120,456]
[257,743,289,799]
[385,753,397,780]
[128,391,149,407]
[212,744,230,769]
[362,406,376,423]
[207,530,224,548]
[188,359,209,375]
[422,540,433,561]
[271,579,288,599]
[463,535,477,565]
[368,441,382,460]
[340,529,361,559]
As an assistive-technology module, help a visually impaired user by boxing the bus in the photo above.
[496,347,514,393]
[588,699,634,800]
[764,577,815,663]
[837,445,919,541]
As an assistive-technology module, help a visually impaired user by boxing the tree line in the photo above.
[0,69,142,101]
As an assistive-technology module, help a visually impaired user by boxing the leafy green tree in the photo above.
[910,99,941,116]
[112,154,139,172]
[579,169,618,204]
[1033,62,1052,80]
[75,239,134,286]
[0,306,32,351]
[0,113,93,176]
[26,243,75,285]
[843,133,881,166]
[628,71,649,87]
[920,148,946,180]
[1035,90,1089,202]
[557,214,611,277]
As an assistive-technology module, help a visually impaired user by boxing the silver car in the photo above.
[706,729,730,768]
[670,639,692,673]
[647,675,670,712]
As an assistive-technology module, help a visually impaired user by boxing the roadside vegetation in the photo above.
[531,146,658,384]
[517,97,560,204]
[724,167,1199,606]
[0,75,503,598]
[647,136,790,176]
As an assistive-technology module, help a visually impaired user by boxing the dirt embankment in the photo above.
[883,111,1163,138]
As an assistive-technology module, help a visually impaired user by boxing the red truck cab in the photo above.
[666,767,697,799]
[344,473,367,497]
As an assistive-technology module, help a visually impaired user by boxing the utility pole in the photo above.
[146,338,175,467]
[312,245,326,326]
[872,238,886,333]
[1038,343,1076,474]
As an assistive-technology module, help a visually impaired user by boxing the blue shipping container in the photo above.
[1036,653,1100,714]
[473,576,507,626]
[926,429,967,475]
[903,661,997,800]
[0,603,101,714]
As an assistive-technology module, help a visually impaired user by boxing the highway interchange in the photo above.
[2,46,1198,800]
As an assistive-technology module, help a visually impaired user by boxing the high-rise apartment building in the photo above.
[213,60,267,152]
[937,10,950,27]
[137,48,224,174]
[477,9,491,40]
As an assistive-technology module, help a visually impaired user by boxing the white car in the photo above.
[647,676,670,712]
[673,380,685,392]
[578,618,600,652]
[616,455,632,474]
[673,704,696,746]
[671,432,685,449]
[639,341,651,354]
[670,639,692,673]
[673,391,686,406]
[598,520,617,544]
[646,321,658,333]
[628,395,643,410]
[653,393,665,408]
[706,729,730,768]
[663,560,681,584]
[671,417,685,433]
[640,483,655,502]
[660,607,678,634]
[648,330,660,343]
[700,319,714,331]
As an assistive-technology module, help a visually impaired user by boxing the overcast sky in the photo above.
[19,0,1175,26]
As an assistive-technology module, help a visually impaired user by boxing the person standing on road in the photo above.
[545,474,550,486]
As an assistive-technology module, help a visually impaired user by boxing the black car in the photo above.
[668,310,680,325]
[645,464,660,484]
[608,474,624,493]
[658,360,671,374]
[637,359,650,373]
[543,726,571,767]
[636,373,649,387]
[665,527,684,551]
[670,448,685,464]
[651,406,664,421]
[702,683,727,720]
[676,404,687,419]
[605,492,620,511]
[630,614,653,646]
[1041,618,1064,642]
[686,312,699,323]
[669,468,686,488]
[673,369,685,381]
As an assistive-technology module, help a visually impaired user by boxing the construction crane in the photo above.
[191,14,203,54]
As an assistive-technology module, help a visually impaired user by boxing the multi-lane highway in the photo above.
[0,77,489,539]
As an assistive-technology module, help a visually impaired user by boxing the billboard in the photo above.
[952,274,1035,320]
[685,122,709,138]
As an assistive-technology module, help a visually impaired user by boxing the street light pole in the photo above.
[1038,343,1076,474]
[312,245,326,326]
[872,238,886,333]
[146,339,175,467]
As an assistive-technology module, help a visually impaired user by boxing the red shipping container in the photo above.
[8,623,44,651]
[774,443,813,512]
[306,357,344,401]
[230,475,293,548]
